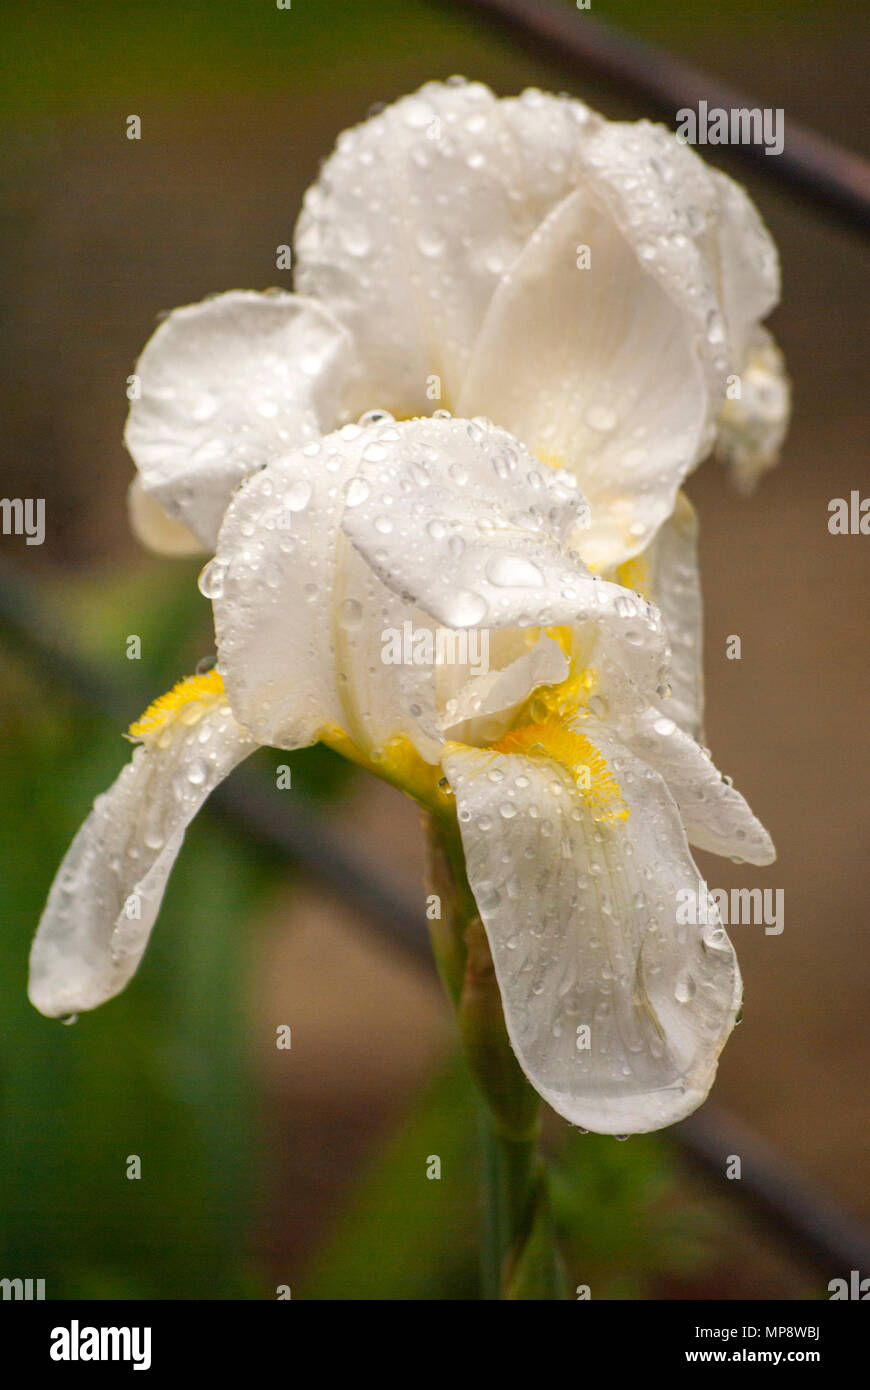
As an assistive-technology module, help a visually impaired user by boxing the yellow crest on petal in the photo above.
[127,669,225,740]
[493,716,629,825]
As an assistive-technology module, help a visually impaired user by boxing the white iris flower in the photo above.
[31,80,785,1136]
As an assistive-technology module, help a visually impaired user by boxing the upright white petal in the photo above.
[127,476,205,557]
[572,123,789,487]
[294,81,603,415]
[29,677,257,1018]
[710,170,780,364]
[456,188,709,568]
[443,729,742,1134]
[716,327,790,492]
[125,290,353,550]
[293,82,788,506]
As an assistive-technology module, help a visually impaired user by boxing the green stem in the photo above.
[479,1109,539,1299]
[424,811,566,1300]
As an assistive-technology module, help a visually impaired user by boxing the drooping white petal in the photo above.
[443,730,743,1134]
[619,707,775,865]
[29,680,257,1018]
[293,81,603,415]
[127,477,205,557]
[125,290,353,549]
[632,493,704,741]
[455,188,709,569]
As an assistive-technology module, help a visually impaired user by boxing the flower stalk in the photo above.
[424,811,566,1299]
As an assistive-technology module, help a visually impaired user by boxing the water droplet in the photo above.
[416,227,445,257]
[340,224,371,257]
[706,309,725,344]
[340,598,363,628]
[486,554,544,588]
[343,478,371,507]
[284,480,312,512]
[197,559,227,600]
[60,1013,79,1026]
[358,408,394,427]
[445,589,487,625]
[475,881,501,911]
[187,759,208,786]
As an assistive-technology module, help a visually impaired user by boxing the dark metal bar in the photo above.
[676,1108,870,1279]
[2,557,869,1280]
[446,0,870,233]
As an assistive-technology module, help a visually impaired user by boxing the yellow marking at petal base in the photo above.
[534,450,565,471]
[317,721,452,816]
[127,669,225,740]
[493,716,629,825]
[514,624,598,726]
[616,554,652,599]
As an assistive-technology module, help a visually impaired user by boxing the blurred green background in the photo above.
[1,0,868,1299]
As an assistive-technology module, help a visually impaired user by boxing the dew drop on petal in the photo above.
[706,308,726,344]
[340,598,363,628]
[444,589,487,625]
[485,554,544,588]
[284,480,312,512]
[475,881,501,911]
[343,478,371,507]
[358,408,395,427]
[197,559,227,600]
[653,716,676,736]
